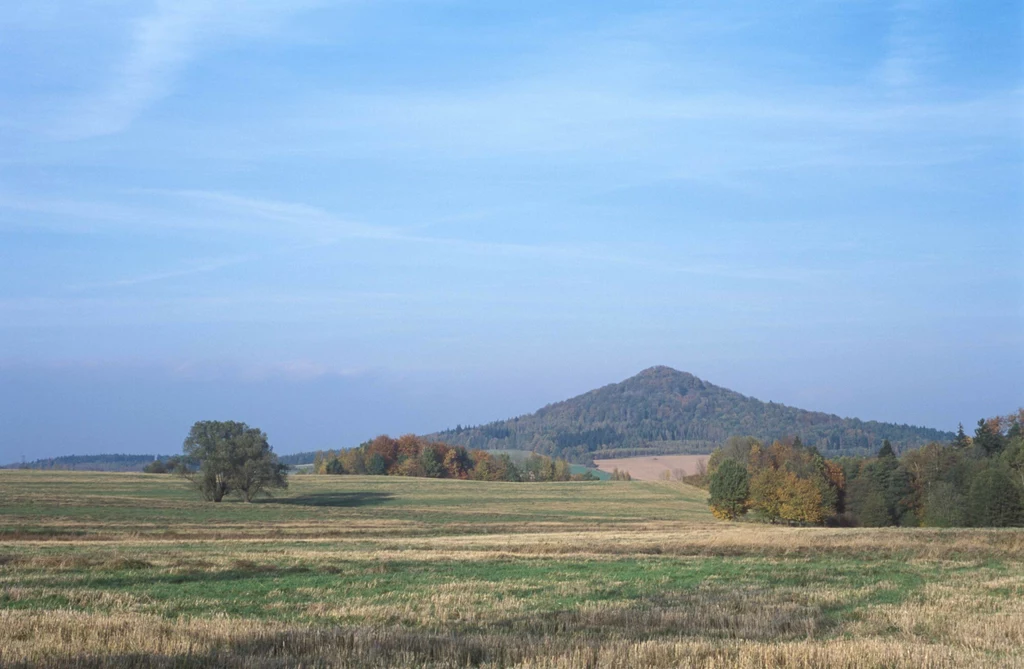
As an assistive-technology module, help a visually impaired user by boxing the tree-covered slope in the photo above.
[428,366,953,462]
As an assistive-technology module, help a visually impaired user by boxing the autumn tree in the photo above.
[778,474,825,524]
[366,436,399,473]
[470,450,493,480]
[609,468,632,481]
[341,448,367,475]
[442,449,467,478]
[921,481,967,527]
[741,439,841,524]
[707,436,760,474]
[749,468,787,523]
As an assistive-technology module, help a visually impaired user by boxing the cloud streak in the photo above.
[877,0,939,90]
[6,188,831,290]
[53,0,324,140]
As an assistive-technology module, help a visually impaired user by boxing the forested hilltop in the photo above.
[429,366,953,462]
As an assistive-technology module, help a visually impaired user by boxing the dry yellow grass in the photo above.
[594,455,708,480]
[1,470,1022,668]
[0,608,1018,668]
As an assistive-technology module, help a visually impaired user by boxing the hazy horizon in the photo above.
[2,1,1022,462]
[0,363,1001,462]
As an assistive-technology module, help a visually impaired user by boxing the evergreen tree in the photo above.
[366,452,387,475]
[1008,418,1022,440]
[863,444,915,525]
[1002,437,1024,490]
[420,446,444,478]
[954,423,971,449]
[846,465,890,527]
[708,459,749,520]
[967,468,1023,527]
[974,419,1006,457]
[884,464,917,526]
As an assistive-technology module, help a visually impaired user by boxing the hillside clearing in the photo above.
[594,454,709,480]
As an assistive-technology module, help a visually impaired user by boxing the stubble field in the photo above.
[593,455,709,481]
[0,470,1022,668]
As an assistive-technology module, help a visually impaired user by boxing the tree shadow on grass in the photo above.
[256,492,395,508]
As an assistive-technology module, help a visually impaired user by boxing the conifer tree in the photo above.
[708,459,749,520]
[954,423,971,449]
[967,468,1023,527]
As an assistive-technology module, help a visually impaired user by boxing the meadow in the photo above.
[1,471,1022,668]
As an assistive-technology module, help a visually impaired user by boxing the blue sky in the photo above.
[1,0,1022,461]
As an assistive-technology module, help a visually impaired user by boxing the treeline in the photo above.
[312,434,597,482]
[707,411,1024,527]
[5,453,174,472]
[590,442,716,460]
[143,457,182,474]
[275,451,316,466]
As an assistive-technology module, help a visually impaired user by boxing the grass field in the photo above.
[1,471,1022,667]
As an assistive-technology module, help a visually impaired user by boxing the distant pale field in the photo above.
[594,454,709,480]
[1,471,1022,668]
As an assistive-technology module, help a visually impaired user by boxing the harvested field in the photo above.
[593,454,709,481]
[1,470,1022,668]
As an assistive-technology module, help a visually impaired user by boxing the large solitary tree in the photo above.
[180,421,288,502]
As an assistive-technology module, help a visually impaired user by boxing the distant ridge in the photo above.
[3,453,172,472]
[4,451,315,471]
[428,366,954,462]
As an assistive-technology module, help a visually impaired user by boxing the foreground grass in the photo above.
[0,471,1022,667]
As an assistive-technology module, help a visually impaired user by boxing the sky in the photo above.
[1,0,1022,462]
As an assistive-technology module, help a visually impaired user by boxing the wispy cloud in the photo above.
[876,0,939,90]
[277,33,1018,189]
[2,182,831,293]
[0,193,144,228]
[128,191,837,283]
[52,0,324,140]
[67,255,255,291]
[168,190,401,243]
[0,189,385,242]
